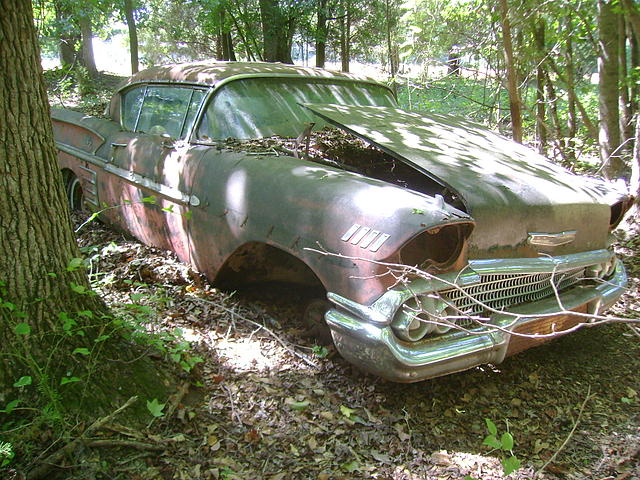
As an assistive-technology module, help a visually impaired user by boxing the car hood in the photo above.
[304,103,617,258]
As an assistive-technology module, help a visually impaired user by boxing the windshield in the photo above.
[196,77,396,140]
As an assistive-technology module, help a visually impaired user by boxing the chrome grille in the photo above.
[440,267,586,322]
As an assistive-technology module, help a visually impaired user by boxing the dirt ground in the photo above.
[48,211,639,480]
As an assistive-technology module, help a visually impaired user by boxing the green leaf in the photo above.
[70,283,87,294]
[485,418,498,436]
[162,205,174,213]
[502,455,521,475]
[94,335,110,343]
[77,310,93,318]
[146,398,165,417]
[60,376,81,385]
[340,405,356,418]
[14,323,31,335]
[142,196,157,204]
[72,348,91,356]
[66,257,85,271]
[501,431,514,451]
[13,376,32,387]
[285,398,310,411]
[312,345,329,358]
[340,460,360,473]
[2,399,20,414]
[412,208,425,214]
[183,210,193,221]
[483,435,502,449]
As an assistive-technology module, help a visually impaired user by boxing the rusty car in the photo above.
[52,61,633,382]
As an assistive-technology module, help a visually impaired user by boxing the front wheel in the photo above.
[303,298,333,345]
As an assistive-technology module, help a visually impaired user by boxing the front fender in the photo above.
[189,150,473,303]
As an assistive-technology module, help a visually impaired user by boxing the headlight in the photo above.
[398,223,473,272]
[391,294,457,342]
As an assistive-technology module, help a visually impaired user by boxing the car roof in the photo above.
[120,61,383,89]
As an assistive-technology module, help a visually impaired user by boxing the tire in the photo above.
[303,298,334,345]
[63,171,84,211]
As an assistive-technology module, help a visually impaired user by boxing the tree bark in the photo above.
[54,0,78,67]
[78,13,97,76]
[385,0,398,78]
[565,14,577,162]
[533,18,547,154]
[339,5,351,72]
[598,0,623,178]
[619,15,633,157]
[259,0,293,63]
[123,0,139,74]
[316,0,327,68]
[0,0,168,416]
[498,0,523,143]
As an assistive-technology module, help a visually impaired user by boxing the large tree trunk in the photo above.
[259,0,293,63]
[123,0,139,74]
[315,0,327,68]
[498,0,523,143]
[598,0,624,178]
[0,0,168,417]
[78,14,97,76]
[385,0,398,78]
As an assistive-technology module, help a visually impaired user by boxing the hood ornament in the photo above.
[528,230,577,248]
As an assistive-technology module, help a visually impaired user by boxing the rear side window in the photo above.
[120,85,206,139]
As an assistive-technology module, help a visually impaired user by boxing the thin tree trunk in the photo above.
[54,0,78,66]
[598,0,623,178]
[339,1,351,72]
[534,18,546,154]
[316,0,327,68]
[385,0,398,78]
[78,14,97,76]
[123,0,139,74]
[498,0,523,143]
[565,14,577,162]
[619,15,632,157]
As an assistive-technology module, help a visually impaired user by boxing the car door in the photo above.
[102,84,207,261]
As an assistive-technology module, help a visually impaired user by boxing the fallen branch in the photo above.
[83,439,164,451]
[28,396,138,480]
[536,386,592,477]
[192,296,319,368]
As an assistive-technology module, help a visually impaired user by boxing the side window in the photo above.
[121,86,146,131]
[121,85,206,138]
[136,86,197,139]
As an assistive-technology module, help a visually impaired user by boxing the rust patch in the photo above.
[506,304,589,357]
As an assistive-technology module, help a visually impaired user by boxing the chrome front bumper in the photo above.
[325,250,627,382]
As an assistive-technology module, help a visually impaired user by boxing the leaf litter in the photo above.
[52,210,640,480]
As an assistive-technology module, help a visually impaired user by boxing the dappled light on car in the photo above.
[224,169,248,238]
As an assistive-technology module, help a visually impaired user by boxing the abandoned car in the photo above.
[52,62,633,382]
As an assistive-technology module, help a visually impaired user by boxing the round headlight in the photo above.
[391,294,454,342]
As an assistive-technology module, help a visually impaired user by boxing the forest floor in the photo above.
[62,212,640,480]
[32,71,640,479]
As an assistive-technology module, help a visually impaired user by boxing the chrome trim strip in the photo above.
[56,142,200,207]
[528,230,577,247]
[369,233,390,252]
[341,224,361,242]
